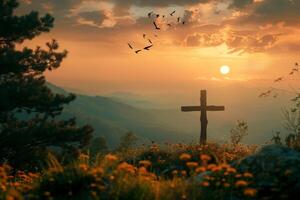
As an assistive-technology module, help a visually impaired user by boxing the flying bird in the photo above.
[135,50,142,54]
[170,10,176,16]
[128,43,133,49]
[274,77,283,82]
[144,45,153,50]
[153,21,160,30]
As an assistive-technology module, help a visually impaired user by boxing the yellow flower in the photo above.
[186,162,198,168]
[243,188,257,197]
[235,180,248,187]
[179,153,191,161]
[104,154,118,162]
[139,160,152,167]
[200,154,211,161]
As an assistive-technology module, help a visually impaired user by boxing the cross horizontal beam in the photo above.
[181,105,225,112]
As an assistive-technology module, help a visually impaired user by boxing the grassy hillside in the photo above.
[1,142,300,200]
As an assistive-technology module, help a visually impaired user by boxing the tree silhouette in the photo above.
[0,0,93,170]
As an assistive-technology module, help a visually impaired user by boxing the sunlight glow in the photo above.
[220,65,230,75]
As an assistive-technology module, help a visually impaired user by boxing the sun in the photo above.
[220,65,230,75]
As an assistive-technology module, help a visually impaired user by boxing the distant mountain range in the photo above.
[48,83,294,147]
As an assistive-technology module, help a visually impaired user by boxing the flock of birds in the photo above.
[259,62,299,101]
[127,10,187,54]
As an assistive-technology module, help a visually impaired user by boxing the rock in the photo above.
[235,145,300,199]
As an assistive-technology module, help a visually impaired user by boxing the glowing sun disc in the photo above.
[220,65,230,75]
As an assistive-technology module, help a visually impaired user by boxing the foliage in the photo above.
[0,142,262,200]
[116,131,138,152]
[0,0,93,170]
[230,120,248,146]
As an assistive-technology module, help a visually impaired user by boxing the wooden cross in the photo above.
[181,90,225,145]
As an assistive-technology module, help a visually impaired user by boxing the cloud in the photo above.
[78,10,108,26]
[228,0,300,26]
[229,0,253,9]
[185,32,224,47]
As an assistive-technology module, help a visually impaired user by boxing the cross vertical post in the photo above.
[200,90,208,145]
[181,90,225,145]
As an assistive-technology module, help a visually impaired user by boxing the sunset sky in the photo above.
[17,0,300,96]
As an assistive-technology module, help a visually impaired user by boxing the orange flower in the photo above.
[105,154,118,162]
[138,167,148,175]
[243,172,253,178]
[201,181,210,187]
[227,167,237,174]
[243,188,257,197]
[223,183,230,188]
[179,153,191,161]
[186,162,198,168]
[139,160,152,167]
[79,164,88,171]
[195,167,206,173]
[200,154,211,161]
[235,180,248,187]
[117,162,135,174]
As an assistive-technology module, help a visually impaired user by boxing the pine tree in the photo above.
[0,0,93,170]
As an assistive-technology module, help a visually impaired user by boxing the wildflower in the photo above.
[201,181,210,187]
[79,164,88,171]
[207,164,217,170]
[227,167,237,174]
[235,180,248,187]
[235,173,242,178]
[186,162,198,168]
[211,166,222,172]
[179,153,191,161]
[200,154,211,161]
[243,188,257,197]
[181,170,187,176]
[117,162,135,174]
[139,160,152,167]
[223,183,230,188]
[138,167,148,175]
[243,172,253,178]
[195,167,206,173]
[105,154,118,162]
[220,163,230,169]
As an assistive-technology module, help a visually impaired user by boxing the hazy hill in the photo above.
[48,83,293,147]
